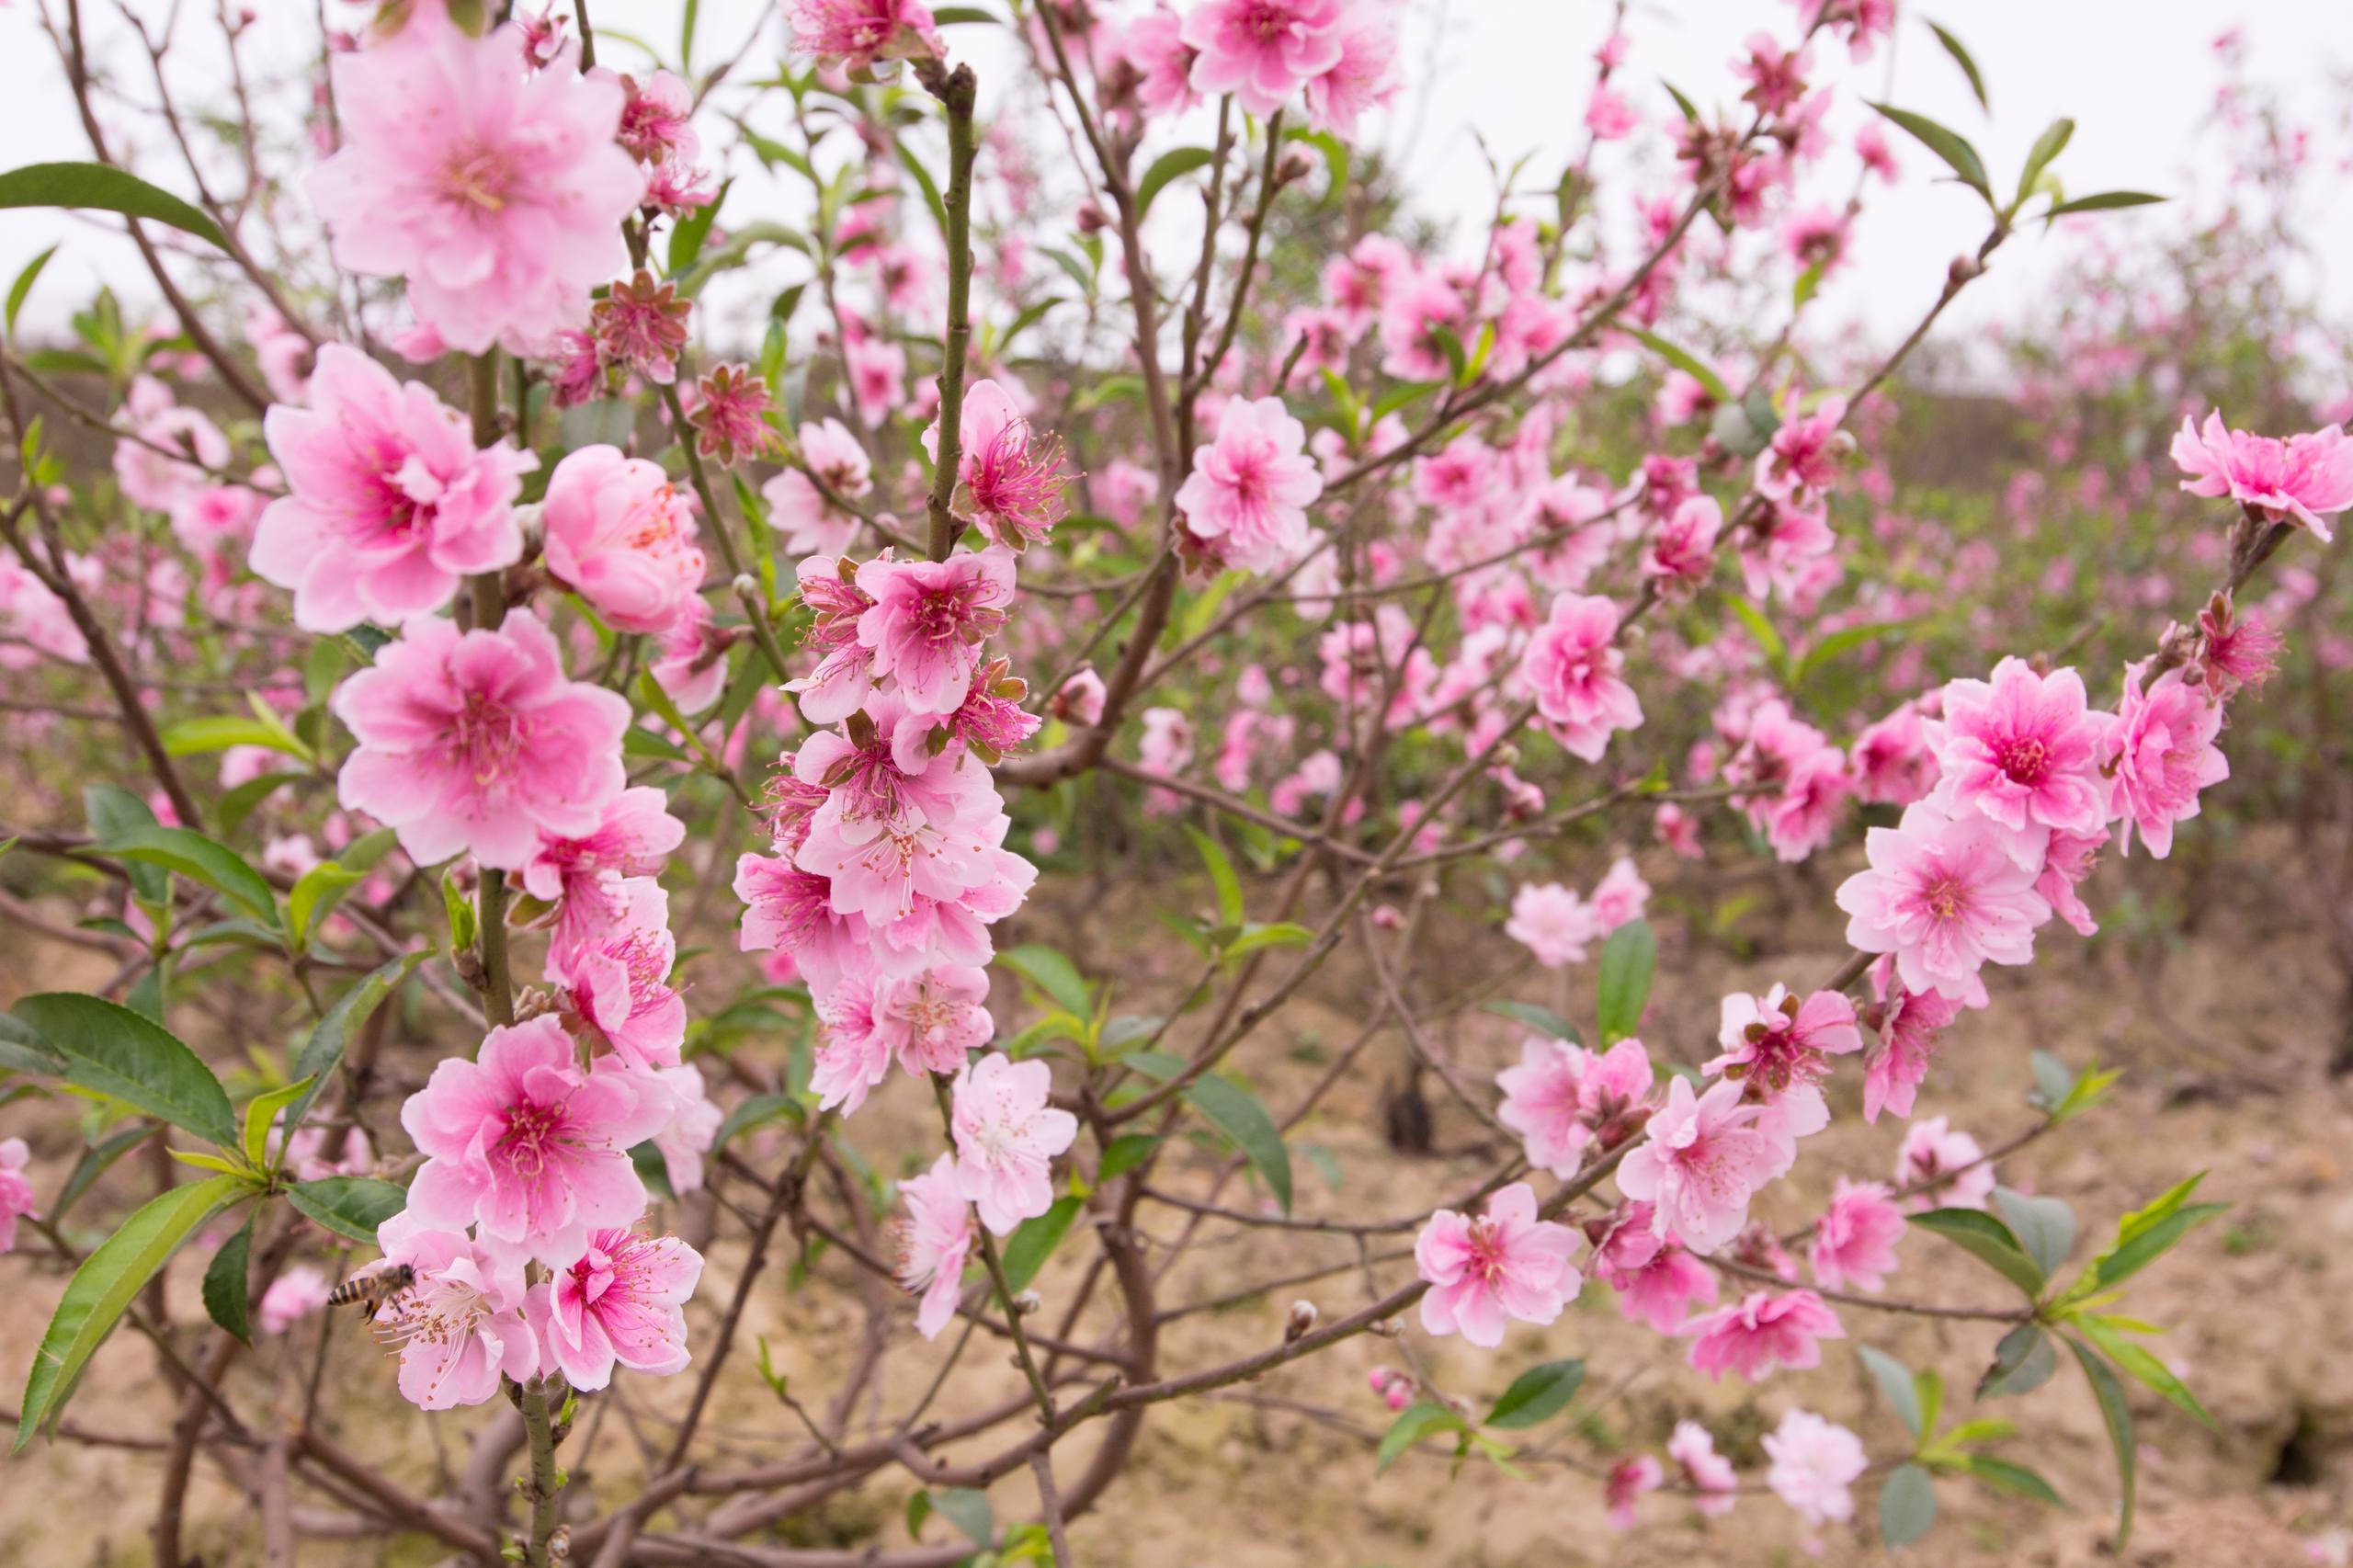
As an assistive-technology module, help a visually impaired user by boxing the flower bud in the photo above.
[1284,1300,1318,1342]
[1013,1289,1042,1316]
[732,573,759,599]
[1075,204,1108,234]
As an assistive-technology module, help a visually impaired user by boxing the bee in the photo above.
[325,1263,417,1324]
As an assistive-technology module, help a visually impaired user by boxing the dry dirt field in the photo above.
[4,823,2350,1566]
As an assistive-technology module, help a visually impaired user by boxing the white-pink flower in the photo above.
[1931,657,2108,864]
[0,1136,37,1256]
[400,1016,670,1266]
[854,549,1017,716]
[1503,881,1597,969]
[1179,0,1346,117]
[763,418,871,558]
[307,9,642,355]
[334,612,631,869]
[252,345,531,632]
[1835,801,2051,1006]
[1174,396,1324,574]
[367,1224,539,1411]
[1706,984,1862,1139]
[926,379,1069,551]
[540,445,705,636]
[895,1152,975,1339]
[1588,857,1652,933]
[1809,1177,1905,1291]
[1686,1288,1844,1381]
[552,876,686,1072]
[1495,1036,1653,1176]
[1763,1409,1867,1526]
[2099,662,2229,858]
[1519,594,1642,762]
[949,1051,1077,1234]
[1668,1420,1738,1517]
[1414,1181,1583,1347]
[1616,1075,1793,1256]
[528,1228,702,1390]
[1894,1114,1995,1210]
[258,1265,333,1335]
[2172,409,2353,541]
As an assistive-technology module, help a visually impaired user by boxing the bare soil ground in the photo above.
[5,824,2350,1566]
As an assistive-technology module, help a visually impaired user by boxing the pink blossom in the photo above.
[529,1228,702,1390]
[334,612,630,869]
[1894,1115,1995,1210]
[1763,1409,1866,1526]
[1809,1177,1904,1290]
[810,966,890,1115]
[0,1137,36,1255]
[787,0,942,72]
[1495,1036,1654,1176]
[1851,703,1936,805]
[1597,1211,1719,1331]
[519,786,687,958]
[649,1062,722,1193]
[873,964,994,1077]
[1585,85,1639,140]
[2197,592,2282,692]
[651,598,731,715]
[1654,801,1703,858]
[1616,1075,1793,1256]
[368,1224,539,1411]
[1589,857,1651,933]
[855,549,1017,716]
[1053,668,1108,727]
[2038,828,2107,938]
[590,270,690,385]
[401,1016,669,1265]
[252,345,531,633]
[950,1051,1077,1234]
[1180,0,1346,117]
[2172,410,2353,541]
[896,1152,975,1338]
[764,419,872,558]
[1504,881,1597,969]
[1754,396,1848,505]
[1414,1182,1583,1347]
[114,376,229,515]
[1643,494,1721,593]
[1138,706,1194,776]
[1708,984,1862,1138]
[1301,9,1398,138]
[1835,801,2052,1006]
[1863,967,1962,1124]
[1174,397,1324,574]
[1932,657,2109,862]
[786,553,879,724]
[1605,1456,1663,1528]
[1856,120,1899,180]
[258,1265,333,1334]
[2099,661,2229,858]
[687,363,781,468]
[1686,1288,1843,1381]
[1668,1420,1738,1517]
[307,10,642,355]
[1520,594,1641,762]
[554,876,686,1070]
[540,445,704,636]
[926,379,1070,550]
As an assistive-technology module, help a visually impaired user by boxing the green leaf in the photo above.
[15,1173,244,1450]
[8,994,236,1148]
[713,1091,804,1154]
[284,1176,406,1243]
[2086,1200,2227,1293]
[1479,1001,1580,1042]
[0,163,227,252]
[1621,326,1733,405]
[242,1075,315,1171]
[1134,146,1215,219]
[1222,922,1314,958]
[85,785,165,903]
[668,179,729,274]
[1976,1322,2057,1399]
[1879,1462,1938,1549]
[1993,1187,2075,1279]
[2044,191,2166,220]
[1185,1074,1291,1214]
[1722,594,1790,682]
[929,5,1000,22]
[1183,825,1245,929]
[2076,1316,2216,1429]
[999,944,1092,1018]
[1483,1359,1584,1429]
[158,713,311,760]
[1097,1134,1159,1181]
[90,825,278,929]
[6,242,58,337]
[283,953,419,1131]
[930,1487,994,1546]
[1924,20,1988,111]
[1797,619,1914,683]
[2015,118,2075,206]
[1593,919,1655,1045]
[2066,1336,2136,1547]
[50,1126,153,1223]
[1909,1207,2045,1298]
[2027,1049,2075,1112]
[1962,1455,2064,1506]
[1858,1344,1923,1438]
[1375,1401,1466,1474]
[998,1195,1083,1293]
[1867,103,1991,198]
[201,1215,256,1345]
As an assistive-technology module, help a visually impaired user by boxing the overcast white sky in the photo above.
[4,0,2348,358]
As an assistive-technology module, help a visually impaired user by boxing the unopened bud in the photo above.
[1277,149,1316,186]
[732,573,759,599]
[1074,204,1108,234]
[1367,1316,1404,1339]
[1013,1289,1042,1316]
[1947,254,1984,289]
[1284,1300,1318,1342]
[548,1525,572,1561]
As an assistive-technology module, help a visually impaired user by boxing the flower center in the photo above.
[1994,734,2050,785]
[443,144,516,212]
[498,1102,566,1178]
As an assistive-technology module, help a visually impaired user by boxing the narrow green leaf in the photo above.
[2076,1316,2216,1429]
[1222,922,1314,957]
[200,1215,256,1345]
[0,163,227,251]
[1722,595,1790,681]
[999,944,1092,1018]
[1134,146,1215,219]
[1480,1001,1581,1043]
[1976,1322,2056,1399]
[713,1091,804,1154]
[158,714,310,760]
[1858,1344,1923,1437]
[2016,118,2075,206]
[2087,1202,2227,1293]
[1375,1401,1466,1474]
[667,178,730,275]
[8,994,236,1147]
[242,1075,315,1171]
[1483,1359,1584,1429]
[90,825,278,928]
[998,1195,1083,1293]
[1963,1455,2064,1506]
[1924,21,1989,111]
[6,242,59,337]
[1993,1187,2076,1279]
[2044,191,2166,220]
[1880,1462,1938,1548]
[1909,1207,2046,1299]
[284,1176,406,1244]
[1594,919,1655,1045]
[84,784,165,903]
[1867,102,1991,197]
[1183,825,1245,929]
[1621,326,1733,405]
[284,953,421,1131]
[16,1174,244,1450]
[1185,1074,1291,1214]
[2066,1336,2136,1547]
[1097,1134,1159,1181]
[50,1126,153,1223]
